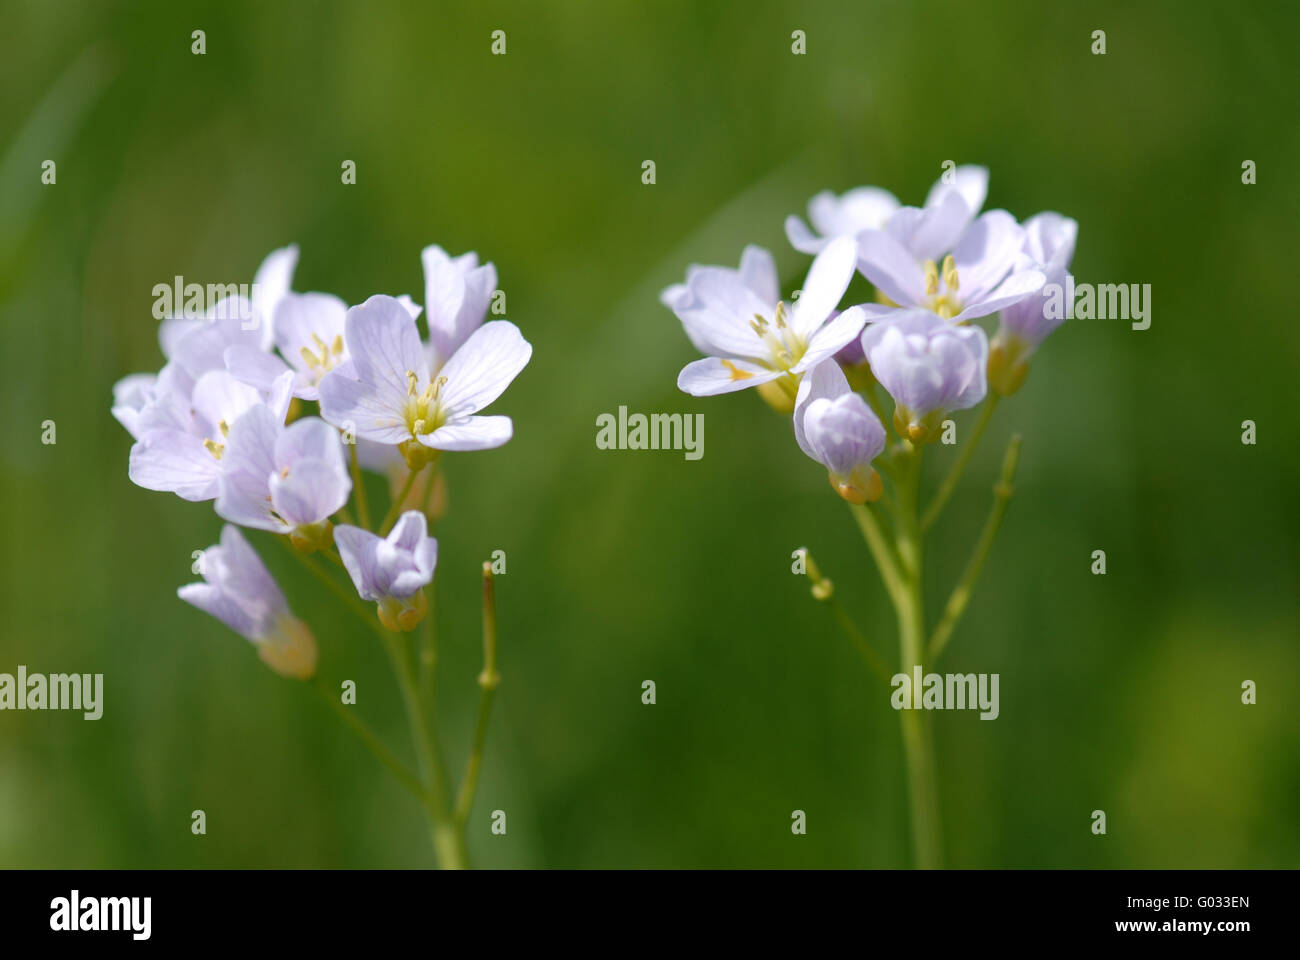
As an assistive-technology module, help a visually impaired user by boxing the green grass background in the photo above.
[1,0,1296,868]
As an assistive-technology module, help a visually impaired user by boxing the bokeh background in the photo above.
[1,0,1296,868]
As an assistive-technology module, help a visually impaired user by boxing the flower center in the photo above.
[403,370,449,436]
[299,333,346,379]
[202,419,231,460]
[750,301,806,371]
[923,255,962,320]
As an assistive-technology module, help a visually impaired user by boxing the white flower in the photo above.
[794,359,886,503]
[178,525,317,679]
[335,511,438,631]
[127,370,293,501]
[989,212,1079,394]
[665,238,865,407]
[215,406,351,542]
[317,294,531,467]
[861,309,988,443]
[785,165,987,262]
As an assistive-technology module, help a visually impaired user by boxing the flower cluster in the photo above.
[113,245,531,677]
[662,165,1077,868]
[662,165,1076,499]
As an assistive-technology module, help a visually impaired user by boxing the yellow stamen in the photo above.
[331,334,344,355]
[218,419,230,437]
[774,301,788,329]
[203,438,224,460]
[942,254,959,292]
[923,260,940,296]
[406,370,419,396]
[300,346,321,370]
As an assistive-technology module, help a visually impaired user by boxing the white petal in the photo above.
[793,358,850,460]
[676,356,781,396]
[789,237,856,339]
[252,244,299,348]
[784,214,827,255]
[422,415,513,451]
[434,321,531,417]
[738,245,780,305]
[793,306,868,373]
[856,230,926,307]
[224,344,291,392]
[344,294,430,400]
[128,430,222,501]
[317,369,410,443]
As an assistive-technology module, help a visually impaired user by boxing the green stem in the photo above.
[928,434,1022,664]
[826,596,891,686]
[349,442,372,530]
[277,537,464,869]
[894,445,943,869]
[848,501,906,609]
[922,395,999,533]
[418,585,438,721]
[382,632,465,869]
[311,677,427,805]
[455,564,500,825]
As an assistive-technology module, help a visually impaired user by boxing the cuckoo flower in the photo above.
[127,370,293,501]
[215,405,351,549]
[794,359,887,503]
[989,212,1078,395]
[317,294,531,469]
[225,292,349,401]
[857,209,1044,323]
[786,165,988,264]
[666,238,865,411]
[178,525,317,679]
[861,309,988,444]
[421,245,498,369]
[335,510,438,631]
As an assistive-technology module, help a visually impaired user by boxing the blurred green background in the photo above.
[1,0,1296,868]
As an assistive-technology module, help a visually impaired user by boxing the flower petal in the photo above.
[676,356,781,396]
[855,230,927,306]
[793,358,850,460]
[129,430,223,501]
[344,294,429,400]
[421,415,514,451]
[789,236,856,339]
[434,321,531,417]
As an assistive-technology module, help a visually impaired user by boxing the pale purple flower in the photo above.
[665,238,866,405]
[127,370,293,501]
[785,186,901,255]
[786,165,988,262]
[861,309,988,443]
[335,511,438,631]
[317,295,531,464]
[178,525,317,679]
[215,406,351,539]
[225,292,349,401]
[856,209,1044,323]
[989,213,1078,393]
[420,245,498,369]
[794,359,886,503]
